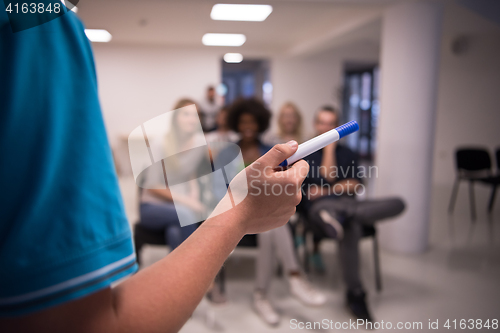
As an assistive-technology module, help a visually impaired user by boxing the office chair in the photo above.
[448,148,497,221]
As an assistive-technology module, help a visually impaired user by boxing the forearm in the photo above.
[148,188,173,201]
[148,189,194,207]
[308,179,361,200]
[335,179,360,194]
[4,209,244,333]
[3,142,306,333]
[111,209,244,333]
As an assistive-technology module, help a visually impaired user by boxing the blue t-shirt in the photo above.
[0,8,137,316]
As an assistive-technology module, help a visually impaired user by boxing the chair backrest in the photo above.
[456,148,491,171]
[496,148,500,171]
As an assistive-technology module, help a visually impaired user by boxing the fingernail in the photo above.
[287,140,298,148]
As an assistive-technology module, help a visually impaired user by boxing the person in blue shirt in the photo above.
[0,8,309,333]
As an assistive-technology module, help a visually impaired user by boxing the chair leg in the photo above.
[488,184,497,214]
[134,236,144,267]
[216,266,225,294]
[448,178,460,214]
[373,235,382,292]
[304,235,311,274]
[469,181,476,222]
[135,246,142,267]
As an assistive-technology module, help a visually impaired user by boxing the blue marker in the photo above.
[279,121,359,167]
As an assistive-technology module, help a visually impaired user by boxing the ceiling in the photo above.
[76,0,390,55]
[75,0,500,57]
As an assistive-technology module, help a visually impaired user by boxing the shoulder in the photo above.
[204,131,217,142]
[261,131,281,146]
[259,142,273,155]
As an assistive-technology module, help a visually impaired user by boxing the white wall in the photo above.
[92,44,221,146]
[271,42,380,139]
[270,57,339,139]
[92,41,379,146]
[432,15,500,186]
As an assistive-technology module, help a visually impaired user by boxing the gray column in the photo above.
[375,2,443,253]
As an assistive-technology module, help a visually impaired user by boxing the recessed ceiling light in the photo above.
[211,4,273,22]
[202,33,246,47]
[224,53,243,63]
[84,29,112,43]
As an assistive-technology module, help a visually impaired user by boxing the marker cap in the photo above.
[277,120,359,168]
[336,121,359,139]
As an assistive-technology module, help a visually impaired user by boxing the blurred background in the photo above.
[75,0,499,332]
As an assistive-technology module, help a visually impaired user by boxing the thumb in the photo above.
[257,140,298,167]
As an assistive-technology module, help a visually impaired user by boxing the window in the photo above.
[342,65,379,161]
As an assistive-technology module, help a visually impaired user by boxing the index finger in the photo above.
[279,159,309,183]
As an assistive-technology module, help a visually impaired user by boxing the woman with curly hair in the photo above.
[227,98,326,327]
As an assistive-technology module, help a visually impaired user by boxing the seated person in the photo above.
[199,85,223,132]
[138,98,203,250]
[300,106,405,322]
[227,98,326,327]
[263,101,304,145]
[205,106,239,145]
[139,99,228,304]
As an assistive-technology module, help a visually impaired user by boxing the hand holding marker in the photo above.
[278,121,359,167]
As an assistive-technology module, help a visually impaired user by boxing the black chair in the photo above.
[237,234,258,247]
[299,213,382,292]
[132,177,169,266]
[448,148,497,220]
[134,223,168,266]
[134,212,258,266]
[482,148,500,214]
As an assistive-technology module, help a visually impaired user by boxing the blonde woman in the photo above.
[264,102,304,145]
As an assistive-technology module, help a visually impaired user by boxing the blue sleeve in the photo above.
[0,10,137,316]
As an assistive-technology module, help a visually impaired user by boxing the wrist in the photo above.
[203,208,246,240]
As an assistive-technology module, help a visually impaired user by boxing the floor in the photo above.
[120,177,500,332]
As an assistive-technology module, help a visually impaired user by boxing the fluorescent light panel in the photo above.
[85,29,112,43]
[211,4,273,22]
[202,33,246,46]
[224,53,243,63]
